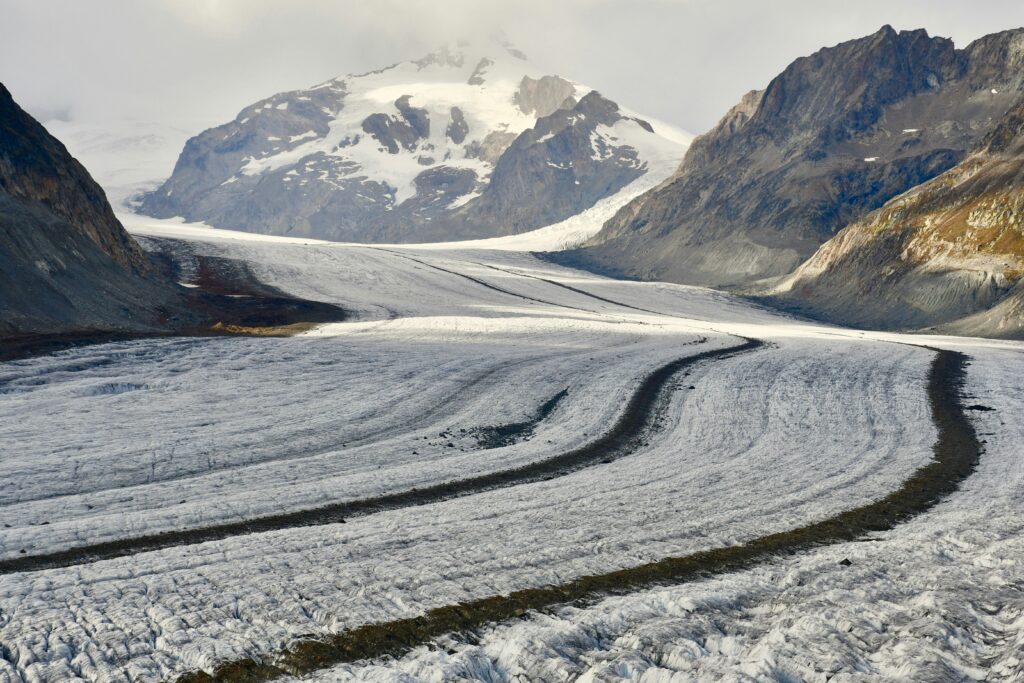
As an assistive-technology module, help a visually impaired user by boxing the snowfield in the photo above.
[0,216,1022,682]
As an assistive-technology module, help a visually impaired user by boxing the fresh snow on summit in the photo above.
[137,39,690,244]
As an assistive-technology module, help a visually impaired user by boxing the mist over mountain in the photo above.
[139,40,689,243]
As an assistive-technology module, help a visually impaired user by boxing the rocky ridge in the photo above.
[567,26,1024,288]
[0,82,191,339]
[771,96,1024,338]
[140,40,688,242]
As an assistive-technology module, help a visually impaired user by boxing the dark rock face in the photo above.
[513,75,577,117]
[361,97,427,155]
[571,26,1024,287]
[395,95,430,139]
[771,96,1024,339]
[446,107,469,144]
[457,92,647,234]
[467,58,492,85]
[0,85,146,273]
[0,82,189,337]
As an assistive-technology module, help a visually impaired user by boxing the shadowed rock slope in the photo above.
[0,82,195,339]
[0,84,346,356]
[770,97,1024,339]
[565,26,1024,288]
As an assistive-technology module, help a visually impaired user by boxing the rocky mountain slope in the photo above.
[771,97,1024,338]
[0,82,193,340]
[138,40,689,242]
[566,26,1024,287]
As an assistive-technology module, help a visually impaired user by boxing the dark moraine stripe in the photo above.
[0,338,761,574]
[175,347,979,683]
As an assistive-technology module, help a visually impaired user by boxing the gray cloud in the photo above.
[0,0,1021,134]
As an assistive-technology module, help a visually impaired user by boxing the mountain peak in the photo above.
[139,43,687,244]
[570,25,1023,289]
[749,24,958,138]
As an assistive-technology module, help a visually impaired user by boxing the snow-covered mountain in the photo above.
[138,39,690,242]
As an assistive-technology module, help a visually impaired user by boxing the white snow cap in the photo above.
[236,36,690,209]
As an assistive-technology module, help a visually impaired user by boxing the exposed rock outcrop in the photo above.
[0,82,191,339]
[568,26,1024,287]
[513,75,577,117]
[771,97,1024,338]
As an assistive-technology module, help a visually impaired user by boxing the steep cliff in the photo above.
[568,26,1024,287]
[772,97,1024,338]
[0,82,191,339]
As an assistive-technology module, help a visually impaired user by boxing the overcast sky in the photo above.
[1,0,1021,135]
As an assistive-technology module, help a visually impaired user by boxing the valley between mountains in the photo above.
[0,219,1022,681]
[2,21,1024,683]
